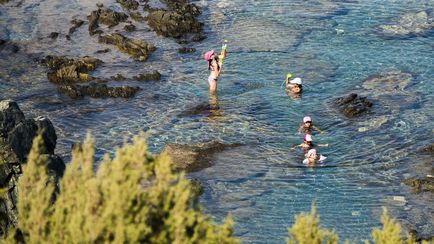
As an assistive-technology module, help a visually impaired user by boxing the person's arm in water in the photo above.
[290,143,304,150]
[312,125,323,133]
[317,143,328,147]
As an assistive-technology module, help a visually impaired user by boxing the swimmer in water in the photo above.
[204,48,226,94]
[298,116,323,134]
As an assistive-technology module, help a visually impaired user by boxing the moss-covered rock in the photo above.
[132,71,161,81]
[88,7,129,35]
[404,176,434,193]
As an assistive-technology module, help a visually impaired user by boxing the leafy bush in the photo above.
[287,205,338,244]
[9,134,238,243]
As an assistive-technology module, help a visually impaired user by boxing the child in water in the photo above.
[285,76,303,94]
[303,149,327,165]
[298,116,323,134]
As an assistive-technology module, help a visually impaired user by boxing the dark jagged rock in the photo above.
[58,83,139,99]
[88,8,128,35]
[0,100,25,138]
[98,33,155,61]
[117,0,139,11]
[68,19,85,36]
[378,10,434,38]
[132,71,161,81]
[334,93,373,118]
[0,100,65,236]
[40,55,102,84]
[49,32,59,39]
[161,141,241,172]
[192,33,206,42]
[124,24,136,32]
[404,176,434,193]
[178,47,195,53]
[0,40,19,54]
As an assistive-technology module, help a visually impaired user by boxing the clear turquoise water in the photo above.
[1,0,433,242]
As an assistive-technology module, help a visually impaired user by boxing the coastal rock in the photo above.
[404,176,434,193]
[0,100,25,137]
[88,8,129,35]
[58,83,140,99]
[378,10,434,38]
[98,33,156,61]
[40,55,102,84]
[146,1,203,40]
[161,141,240,172]
[334,93,373,118]
[178,47,196,53]
[124,24,136,32]
[68,19,84,36]
[132,71,161,81]
[0,100,65,236]
[117,0,139,11]
[416,143,434,154]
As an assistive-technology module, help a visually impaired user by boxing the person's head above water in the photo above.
[287,77,302,94]
[304,134,313,144]
[204,50,215,61]
[306,149,317,159]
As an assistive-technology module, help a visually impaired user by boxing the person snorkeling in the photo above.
[302,149,327,165]
[203,43,227,93]
[285,75,303,94]
[298,116,323,134]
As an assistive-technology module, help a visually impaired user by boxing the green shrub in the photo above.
[287,205,338,244]
[9,134,238,243]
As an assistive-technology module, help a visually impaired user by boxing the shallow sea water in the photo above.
[1,0,434,242]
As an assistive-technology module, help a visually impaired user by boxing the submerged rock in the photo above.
[161,141,241,172]
[404,176,434,193]
[416,143,434,154]
[58,83,139,99]
[132,71,161,81]
[362,71,413,95]
[98,33,156,61]
[334,93,373,118]
[178,47,196,53]
[378,10,434,38]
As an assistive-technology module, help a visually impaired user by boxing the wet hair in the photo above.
[208,56,220,71]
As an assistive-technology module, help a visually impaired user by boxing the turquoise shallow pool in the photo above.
[1,0,433,242]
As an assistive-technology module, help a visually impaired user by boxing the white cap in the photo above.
[289,77,302,85]
[303,116,312,123]
[304,134,313,142]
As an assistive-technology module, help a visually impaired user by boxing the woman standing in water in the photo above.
[204,43,227,93]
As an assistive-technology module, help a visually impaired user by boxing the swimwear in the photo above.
[208,75,218,84]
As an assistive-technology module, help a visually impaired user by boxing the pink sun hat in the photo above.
[203,50,215,61]
[304,134,313,142]
[303,116,312,123]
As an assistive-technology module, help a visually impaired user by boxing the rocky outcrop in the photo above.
[378,10,434,38]
[40,55,102,84]
[334,93,373,118]
[178,47,196,53]
[67,19,85,38]
[161,141,240,172]
[98,33,156,62]
[58,83,139,99]
[117,0,139,11]
[88,7,129,35]
[0,100,65,236]
[146,0,203,41]
[404,175,434,193]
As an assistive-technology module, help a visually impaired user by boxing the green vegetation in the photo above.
[9,134,237,243]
